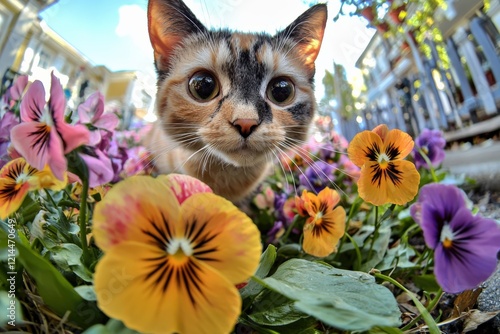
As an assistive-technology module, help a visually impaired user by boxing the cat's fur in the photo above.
[145,0,327,203]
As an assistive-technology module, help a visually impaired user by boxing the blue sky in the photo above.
[40,0,375,97]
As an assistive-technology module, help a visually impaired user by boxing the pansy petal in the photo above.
[303,191,321,218]
[450,209,500,256]
[180,193,262,284]
[48,72,67,122]
[302,206,346,257]
[0,179,30,219]
[372,124,389,141]
[434,242,498,294]
[88,131,102,146]
[383,129,414,160]
[417,184,466,218]
[358,160,419,206]
[20,81,45,122]
[94,242,242,334]
[36,164,67,190]
[347,130,383,168]
[78,91,104,123]
[79,150,114,188]
[8,75,29,101]
[419,203,443,249]
[10,122,67,180]
[94,112,119,130]
[433,208,500,293]
[159,173,212,204]
[92,175,179,251]
[317,187,341,210]
[57,122,90,153]
[295,191,308,217]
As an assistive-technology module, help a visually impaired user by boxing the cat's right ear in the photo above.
[148,0,206,71]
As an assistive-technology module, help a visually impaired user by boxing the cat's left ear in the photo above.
[276,4,327,74]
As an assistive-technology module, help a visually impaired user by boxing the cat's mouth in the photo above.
[216,142,271,167]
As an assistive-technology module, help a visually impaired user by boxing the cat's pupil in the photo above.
[188,71,219,101]
[267,78,294,105]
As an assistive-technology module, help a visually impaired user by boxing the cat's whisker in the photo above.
[174,144,211,174]
[279,141,351,197]
[279,141,347,196]
[285,136,347,156]
[273,145,316,196]
[270,146,296,195]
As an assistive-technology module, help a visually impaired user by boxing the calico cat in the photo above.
[145,0,327,203]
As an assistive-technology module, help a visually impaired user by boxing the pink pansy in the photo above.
[78,92,119,146]
[159,173,213,204]
[254,186,275,210]
[122,146,148,177]
[0,111,19,141]
[282,197,297,222]
[7,75,29,102]
[78,149,114,188]
[10,72,90,180]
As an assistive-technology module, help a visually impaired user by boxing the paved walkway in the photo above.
[442,140,500,190]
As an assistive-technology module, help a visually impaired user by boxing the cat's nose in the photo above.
[232,119,260,138]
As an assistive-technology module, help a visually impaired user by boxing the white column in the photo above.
[454,27,497,115]
[0,1,39,77]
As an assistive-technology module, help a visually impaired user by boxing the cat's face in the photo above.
[148,0,327,168]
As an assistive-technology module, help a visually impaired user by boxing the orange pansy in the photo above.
[92,175,261,334]
[296,187,346,257]
[0,158,66,219]
[347,124,420,206]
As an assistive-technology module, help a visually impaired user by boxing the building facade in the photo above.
[0,0,155,129]
[353,0,500,141]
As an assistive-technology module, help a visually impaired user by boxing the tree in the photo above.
[321,64,355,118]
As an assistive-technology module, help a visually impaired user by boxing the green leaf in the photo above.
[50,243,93,282]
[413,274,441,293]
[361,226,391,271]
[83,319,140,334]
[241,245,277,300]
[75,285,97,301]
[249,290,310,326]
[377,243,417,271]
[262,259,401,331]
[249,316,319,334]
[51,243,83,270]
[368,326,404,334]
[0,227,105,328]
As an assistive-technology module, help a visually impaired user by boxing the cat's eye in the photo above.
[266,77,295,105]
[188,71,220,101]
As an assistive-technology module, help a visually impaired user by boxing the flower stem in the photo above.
[418,148,438,183]
[401,287,443,331]
[280,215,300,245]
[79,178,91,267]
[345,233,362,270]
[373,272,441,334]
[367,205,380,261]
[335,195,361,257]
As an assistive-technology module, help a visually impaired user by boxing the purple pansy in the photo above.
[78,149,114,188]
[78,92,119,146]
[299,160,335,193]
[0,111,19,168]
[411,184,500,293]
[413,129,446,169]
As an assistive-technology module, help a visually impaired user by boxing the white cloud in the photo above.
[115,4,152,51]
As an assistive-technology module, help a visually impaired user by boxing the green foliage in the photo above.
[248,259,401,331]
[0,224,105,328]
[321,65,356,118]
